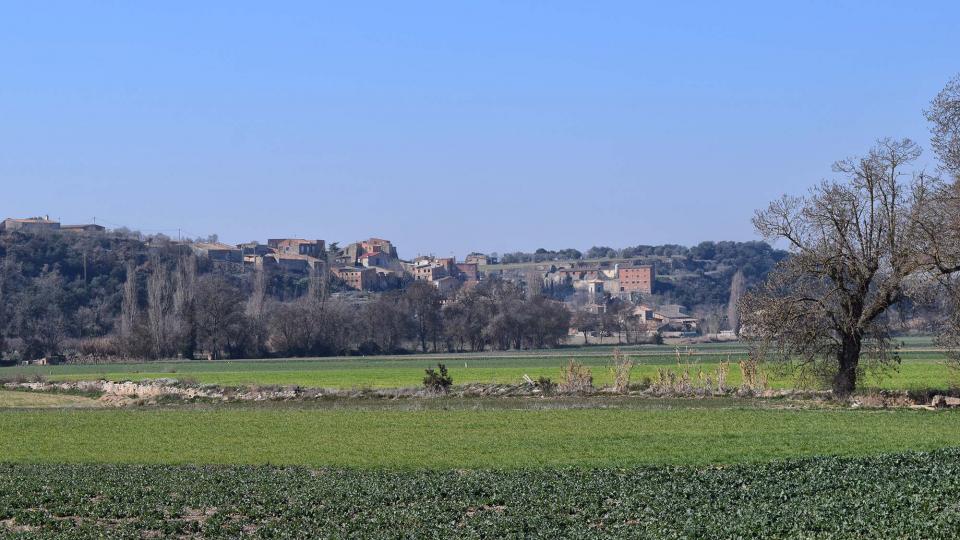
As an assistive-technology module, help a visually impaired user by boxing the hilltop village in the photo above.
[1,215,775,355]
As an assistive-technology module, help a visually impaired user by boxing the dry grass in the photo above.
[560,360,593,392]
[610,349,634,394]
[738,358,769,394]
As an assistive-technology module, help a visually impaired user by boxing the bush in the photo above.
[354,341,383,356]
[560,360,593,393]
[75,337,124,359]
[536,376,556,396]
[610,348,634,393]
[423,364,453,393]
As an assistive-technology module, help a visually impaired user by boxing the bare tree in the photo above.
[740,138,952,395]
[572,309,598,345]
[926,73,960,179]
[247,266,267,321]
[120,262,139,349]
[13,270,67,359]
[922,74,960,365]
[726,269,745,333]
[146,258,176,358]
[173,256,198,359]
[405,281,442,352]
[694,304,725,335]
[0,260,7,358]
[362,292,413,353]
[194,275,249,359]
[243,266,270,356]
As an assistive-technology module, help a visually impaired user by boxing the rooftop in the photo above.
[193,242,239,251]
[4,217,58,224]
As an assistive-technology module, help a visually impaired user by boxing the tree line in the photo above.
[0,235,570,361]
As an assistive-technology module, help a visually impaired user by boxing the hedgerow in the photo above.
[1,449,960,538]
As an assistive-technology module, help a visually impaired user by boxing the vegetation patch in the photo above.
[0,390,100,409]
[2,449,960,537]
[4,407,960,468]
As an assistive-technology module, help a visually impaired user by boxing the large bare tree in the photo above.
[926,73,960,180]
[741,138,950,395]
[146,258,176,359]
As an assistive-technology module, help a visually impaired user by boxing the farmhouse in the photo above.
[190,242,243,263]
[465,253,491,265]
[238,242,275,256]
[273,253,324,272]
[635,304,699,336]
[0,216,60,233]
[268,238,326,258]
[61,223,106,234]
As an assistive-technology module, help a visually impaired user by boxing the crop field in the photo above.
[2,449,960,538]
[3,405,960,467]
[2,339,959,537]
[1,340,956,391]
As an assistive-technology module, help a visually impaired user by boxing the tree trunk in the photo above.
[832,335,861,396]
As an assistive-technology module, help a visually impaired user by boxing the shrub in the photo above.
[423,364,453,393]
[738,358,768,394]
[560,360,593,393]
[75,337,124,359]
[715,360,730,393]
[610,348,634,393]
[536,376,556,396]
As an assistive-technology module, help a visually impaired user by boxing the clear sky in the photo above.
[2,2,958,258]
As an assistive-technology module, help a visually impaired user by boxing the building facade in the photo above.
[334,266,378,291]
[0,217,60,233]
[617,265,654,294]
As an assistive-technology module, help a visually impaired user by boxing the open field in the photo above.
[3,405,960,468]
[2,341,959,537]
[2,344,956,391]
[4,449,960,538]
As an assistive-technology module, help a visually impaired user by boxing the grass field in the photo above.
[2,339,958,537]
[2,346,956,391]
[3,405,960,468]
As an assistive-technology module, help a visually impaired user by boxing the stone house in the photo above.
[0,216,60,233]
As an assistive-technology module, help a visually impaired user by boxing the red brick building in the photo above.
[455,262,479,282]
[617,265,654,294]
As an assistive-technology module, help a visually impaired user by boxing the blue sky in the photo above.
[2,1,958,258]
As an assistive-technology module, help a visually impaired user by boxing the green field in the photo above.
[3,340,958,537]
[3,405,960,468]
[2,344,956,391]
[4,449,960,538]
